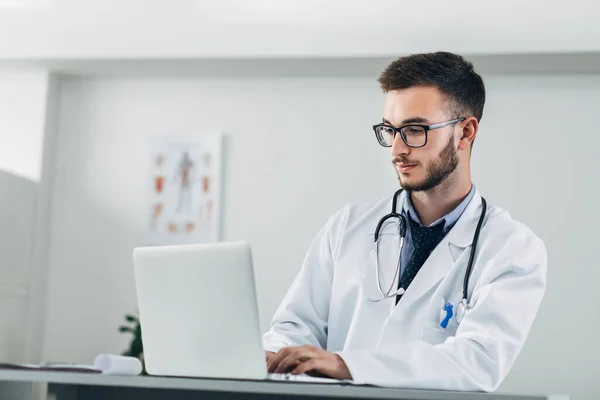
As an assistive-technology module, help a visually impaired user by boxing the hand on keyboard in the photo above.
[266,345,352,380]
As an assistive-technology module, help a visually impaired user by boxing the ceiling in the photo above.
[0,0,599,59]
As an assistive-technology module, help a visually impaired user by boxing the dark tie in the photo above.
[396,216,446,304]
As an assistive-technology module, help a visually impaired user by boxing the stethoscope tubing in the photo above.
[369,189,487,314]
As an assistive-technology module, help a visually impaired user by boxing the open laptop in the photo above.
[132,241,345,383]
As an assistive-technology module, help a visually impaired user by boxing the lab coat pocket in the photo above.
[421,297,459,344]
[421,324,455,345]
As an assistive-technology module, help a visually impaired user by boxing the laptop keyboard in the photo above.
[267,373,344,384]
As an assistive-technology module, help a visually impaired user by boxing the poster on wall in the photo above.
[144,133,223,246]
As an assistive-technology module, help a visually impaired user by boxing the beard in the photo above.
[396,134,459,192]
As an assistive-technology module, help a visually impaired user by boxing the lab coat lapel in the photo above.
[391,190,484,316]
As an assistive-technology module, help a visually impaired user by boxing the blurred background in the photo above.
[0,0,599,398]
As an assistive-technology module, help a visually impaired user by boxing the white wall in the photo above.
[473,75,600,399]
[43,75,391,364]
[44,73,599,399]
[0,0,598,58]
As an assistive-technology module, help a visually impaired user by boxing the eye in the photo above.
[375,125,397,146]
[382,126,394,135]
[403,126,425,135]
[376,126,395,137]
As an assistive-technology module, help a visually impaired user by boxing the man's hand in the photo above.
[266,345,352,380]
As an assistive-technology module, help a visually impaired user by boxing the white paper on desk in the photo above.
[93,354,142,376]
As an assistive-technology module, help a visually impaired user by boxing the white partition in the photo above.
[0,171,37,362]
[0,69,52,364]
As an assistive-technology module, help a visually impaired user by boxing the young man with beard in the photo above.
[262,52,547,392]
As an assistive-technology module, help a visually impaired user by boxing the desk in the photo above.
[0,370,569,400]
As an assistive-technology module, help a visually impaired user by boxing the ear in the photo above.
[457,117,478,151]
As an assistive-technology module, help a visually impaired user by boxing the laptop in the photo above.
[132,241,344,383]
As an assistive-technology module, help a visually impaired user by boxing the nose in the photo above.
[391,132,410,158]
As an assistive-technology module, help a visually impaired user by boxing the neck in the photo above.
[409,172,472,227]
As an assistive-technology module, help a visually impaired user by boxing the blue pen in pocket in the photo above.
[440,302,453,329]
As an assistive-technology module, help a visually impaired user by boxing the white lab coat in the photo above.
[262,189,547,392]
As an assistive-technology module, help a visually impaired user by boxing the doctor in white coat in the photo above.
[263,52,547,392]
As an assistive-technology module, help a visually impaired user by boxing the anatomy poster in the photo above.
[144,133,223,245]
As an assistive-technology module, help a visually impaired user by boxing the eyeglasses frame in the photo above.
[372,117,466,148]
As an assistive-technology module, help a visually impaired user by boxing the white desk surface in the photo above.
[0,370,569,400]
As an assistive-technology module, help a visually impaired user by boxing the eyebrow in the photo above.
[382,117,429,126]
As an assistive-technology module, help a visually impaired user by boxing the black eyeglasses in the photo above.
[372,118,466,148]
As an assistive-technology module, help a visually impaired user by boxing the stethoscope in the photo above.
[368,188,487,324]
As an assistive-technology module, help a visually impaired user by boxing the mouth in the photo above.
[396,163,417,173]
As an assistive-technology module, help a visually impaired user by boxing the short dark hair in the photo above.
[378,52,486,122]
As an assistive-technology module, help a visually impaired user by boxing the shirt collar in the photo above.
[402,184,476,229]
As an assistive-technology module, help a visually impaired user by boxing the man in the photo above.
[263,52,547,392]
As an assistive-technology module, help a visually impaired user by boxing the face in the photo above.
[383,86,463,192]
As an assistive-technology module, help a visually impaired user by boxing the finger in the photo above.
[294,345,321,361]
[267,346,319,373]
[293,355,351,380]
[265,351,275,362]
[274,351,303,374]
[267,348,291,373]
[291,358,323,376]
[304,369,330,378]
